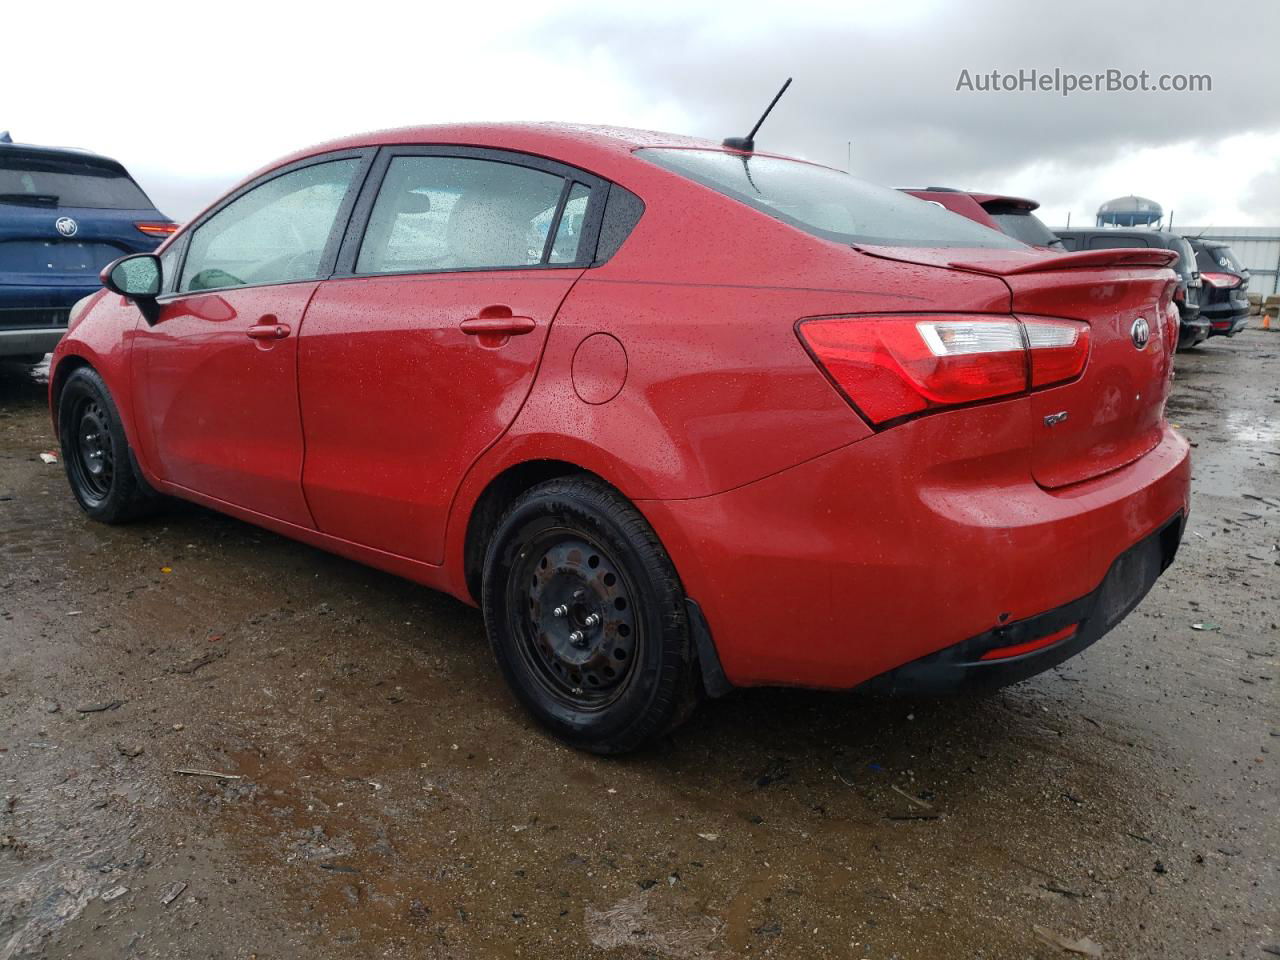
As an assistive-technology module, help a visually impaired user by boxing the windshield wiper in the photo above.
[0,192,59,206]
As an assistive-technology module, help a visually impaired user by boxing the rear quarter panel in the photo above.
[442,173,1013,595]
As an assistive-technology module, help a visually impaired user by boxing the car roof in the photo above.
[0,138,130,176]
[255,122,748,185]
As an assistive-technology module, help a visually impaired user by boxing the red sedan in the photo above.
[49,124,1190,753]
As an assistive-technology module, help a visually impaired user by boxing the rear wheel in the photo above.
[57,367,159,523]
[481,477,699,754]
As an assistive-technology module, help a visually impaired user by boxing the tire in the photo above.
[57,366,160,523]
[481,476,700,754]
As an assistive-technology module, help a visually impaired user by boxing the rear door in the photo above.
[297,147,603,563]
[134,152,369,525]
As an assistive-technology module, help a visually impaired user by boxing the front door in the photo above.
[133,155,366,526]
[298,151,598,562]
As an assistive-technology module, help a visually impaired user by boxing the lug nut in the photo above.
[568,630,587,648]
[553,604,569,617]
[583,613,601,627]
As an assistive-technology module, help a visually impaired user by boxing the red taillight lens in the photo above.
[1200,271,1241,289]
[798,314,1090,426]
[1023,318,1091,388]
[135,221,177,237]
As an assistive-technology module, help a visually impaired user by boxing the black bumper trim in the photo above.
[865,511,1185,695]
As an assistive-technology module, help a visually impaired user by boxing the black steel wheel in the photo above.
[482,476,700,753]
[57,366,159,523]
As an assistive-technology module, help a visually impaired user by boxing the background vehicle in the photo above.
[1057,228,1206,349]
[1185,237,1250,337]
[899,187,1065,250]
[49,124,1190,753]
[0,132,174,361]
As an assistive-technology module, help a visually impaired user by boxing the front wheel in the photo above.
[481,477,700,754]
[57,366,159,523]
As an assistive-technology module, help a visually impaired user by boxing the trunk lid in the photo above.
[1008,264,1177,488]
[860,244,1179,488]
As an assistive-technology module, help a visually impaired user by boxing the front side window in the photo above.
[639,148,1022,250]
[356,156,568,275]
[180,158,360,292]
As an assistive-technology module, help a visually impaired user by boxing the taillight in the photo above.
[798,314,1090,426]
[1023,318,1091,388]
[1200,271,1241,289]
[135,221,177,237]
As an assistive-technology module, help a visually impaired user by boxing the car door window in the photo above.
[180,159,360,292]
[355,156,567,275]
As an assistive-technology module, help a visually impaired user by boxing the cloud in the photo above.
[1243,161,1280,223]
[529,0,1280,218]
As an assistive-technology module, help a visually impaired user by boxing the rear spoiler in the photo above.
[950,247,1178,275]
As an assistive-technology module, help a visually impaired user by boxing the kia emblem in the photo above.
[55,216,78,238]
[1130,317,1150,350]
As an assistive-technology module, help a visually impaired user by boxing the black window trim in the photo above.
[333,145,610,280]
[159,147,377,301]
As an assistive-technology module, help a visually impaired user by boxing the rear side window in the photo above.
[983,206,1064,249]
[638,148,1021,249]
[0,155,153,209]
[356,156,568,274]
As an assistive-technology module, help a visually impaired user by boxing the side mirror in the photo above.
[101,253,162,324]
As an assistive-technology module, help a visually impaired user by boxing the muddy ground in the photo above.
[1,331,1277,960]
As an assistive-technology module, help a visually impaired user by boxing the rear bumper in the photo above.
[1201,302,1250,336]
[1178,317,1210,348]
[0,326,64,357]
[865,511,1183,694]
[0,282,95,357]
[641,405,1191,690]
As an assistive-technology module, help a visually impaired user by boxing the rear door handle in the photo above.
[246,322,291,340]
[460,315,536,337]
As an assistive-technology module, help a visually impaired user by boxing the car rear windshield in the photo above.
[983,205,1065,249]
[0,155,153,209]
[1195,243,1246,276]
[638,148,1022,249]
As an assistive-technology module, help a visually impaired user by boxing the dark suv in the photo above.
[1185,238,1250,337]
[1056,228,1206,349]
[1,133,174,362]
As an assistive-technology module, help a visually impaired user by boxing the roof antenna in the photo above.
[0,131,12,144]
[723,78,792,153]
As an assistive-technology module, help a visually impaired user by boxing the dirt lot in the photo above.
[1,331,1277,959]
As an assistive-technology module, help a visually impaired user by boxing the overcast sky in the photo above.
[5,0,1279,228]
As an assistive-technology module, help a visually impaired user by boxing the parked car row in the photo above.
[896,183,1253,351]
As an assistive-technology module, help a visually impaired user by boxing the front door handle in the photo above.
[460,315,536,337]
[246,322,291,341]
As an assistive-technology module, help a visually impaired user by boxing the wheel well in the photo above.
[463,459,594,603]
[49,355,92,433]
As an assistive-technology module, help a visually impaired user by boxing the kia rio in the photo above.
[49,124,1190,753]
